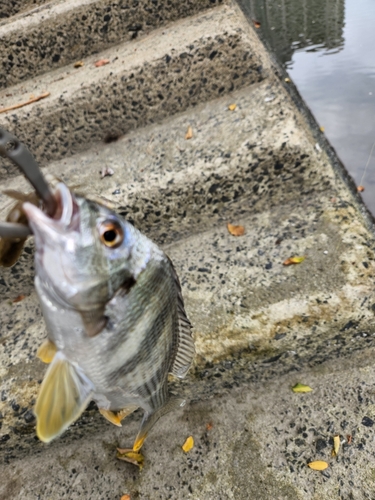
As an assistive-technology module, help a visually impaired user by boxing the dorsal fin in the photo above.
[166,256,195,379]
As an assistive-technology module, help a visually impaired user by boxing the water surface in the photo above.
[238,0,375,215]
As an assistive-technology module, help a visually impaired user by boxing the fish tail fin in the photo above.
[35,351,94,443]
[133,396,186,452]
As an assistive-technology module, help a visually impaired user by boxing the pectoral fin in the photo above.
[37,339,57,364]
[35,351,94,443]
[80,309,107,337]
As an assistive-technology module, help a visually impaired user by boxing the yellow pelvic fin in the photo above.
[35,351,93,443]
[36,339,57,364]
[133,434,147,452]
[99,405,138,427]
[117,405,138,423]
[99,409,122,427]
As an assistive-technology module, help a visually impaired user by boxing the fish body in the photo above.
[23,184,194,448]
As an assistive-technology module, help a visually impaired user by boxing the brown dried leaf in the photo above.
[332,434,340,457]
[95,59,110,68]
[206,422,213,431]
[357,185,365,192]
[283,256,305,266]
[182,436,194,453]
[308,460,329,471]
[253,20,261,28]
[117,448,144,469]
[347,435,352,445]
[228,103,237,111]
[73,61,84,68]
[185,126,193,140]
[13,294,26,303]
[227,223,245,236]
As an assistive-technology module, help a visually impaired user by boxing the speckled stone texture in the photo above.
[1,73,375,498]
[0,5,267,175]
[1,1,375,499]
[0,0,46,19]
[0,0,224,89]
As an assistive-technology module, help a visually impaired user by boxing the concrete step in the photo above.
[1,78,374,462]
[0,4,268,176]
[0,0,224,89]
[0,0,48,19]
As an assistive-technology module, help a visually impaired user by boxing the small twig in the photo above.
[0,92,50,114]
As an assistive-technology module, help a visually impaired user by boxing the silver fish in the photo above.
[23,183,195,452]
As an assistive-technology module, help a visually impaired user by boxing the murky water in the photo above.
[238,0,375,216]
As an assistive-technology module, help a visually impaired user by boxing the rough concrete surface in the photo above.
[1,1,375,499]
[0,0,224,88]
[0,5,267,172]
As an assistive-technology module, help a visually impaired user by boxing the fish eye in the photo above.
[98,220,123,248]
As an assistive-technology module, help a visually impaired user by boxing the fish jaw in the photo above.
[22,182,76,248]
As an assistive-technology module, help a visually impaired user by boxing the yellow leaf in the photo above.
[227,223,245,236]
[182,436,194,453]
[292,383,313,393]
[121,496,131,500]
[332,435,340,457]
[308,460,328,471]
[320,126,325,132]
[73,61,84,68]
[283,256,305,266]
[228,103,237,111]
[185,126,193,140]
[284,77,291,83]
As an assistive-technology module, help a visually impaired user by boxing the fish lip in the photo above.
[23,183,77,239]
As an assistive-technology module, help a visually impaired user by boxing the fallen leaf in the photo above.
[117,448,144,469]
[347,435,352,445]
[320,126,325,132]
[120,496,130,500]
[13,294,25,303]
[73,61,84,68]
[357,185,365,192]
[332,434,340,457]
[228,103,237,111]
[283,256,305,266]
[206,422,213,431]
[284,77,291,83]
[95,59,110,67]
[308,460,328,471]
[227,223,245,236]
[292,383,313,393]
[253,19,261,28]
[182,436,194,453]
[0,92,50,114]
[185,126,193,140]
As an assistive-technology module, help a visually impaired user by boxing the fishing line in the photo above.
[359,136,375,186]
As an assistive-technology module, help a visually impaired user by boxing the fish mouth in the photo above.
[23,183,79,242]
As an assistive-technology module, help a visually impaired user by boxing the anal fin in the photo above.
[133,397,186,451]
[37,339,57,364]
[35,351,94,443]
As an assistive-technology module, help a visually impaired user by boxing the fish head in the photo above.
[23,183,142,310]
